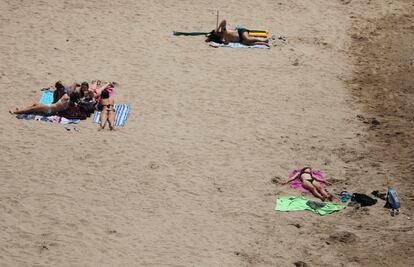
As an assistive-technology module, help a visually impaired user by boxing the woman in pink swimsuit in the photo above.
[89,80,115,102]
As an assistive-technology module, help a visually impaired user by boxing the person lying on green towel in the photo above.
[206,20,270,47]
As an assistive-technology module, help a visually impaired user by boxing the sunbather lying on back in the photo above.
[284,167,334,202]
[9,91,80,116]
[206,20,270,47]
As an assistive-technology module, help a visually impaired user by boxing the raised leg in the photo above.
[68,83,78,92]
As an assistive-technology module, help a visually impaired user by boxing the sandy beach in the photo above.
[0,0,413,266]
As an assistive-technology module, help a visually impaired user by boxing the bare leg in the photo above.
[100,110,108,129]
[108,110,115,130]
[313,181,333,201]
[10,104,49,114]
[302,180,325,201]
[241,32,270,47]
[68,83,78,92]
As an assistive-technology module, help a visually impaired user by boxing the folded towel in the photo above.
[208,41,269,49]
[92,104,130,127]
[275,196,345,216]
[39,90,54,104]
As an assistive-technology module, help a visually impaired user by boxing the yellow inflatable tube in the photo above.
[248,32,268,37]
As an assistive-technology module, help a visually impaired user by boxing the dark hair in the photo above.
[69,91,80,104]
[101,89,110,99]
[55,81,64,91]
[80,83,89,98]
[205,30,222,43]
[299,167,312,177]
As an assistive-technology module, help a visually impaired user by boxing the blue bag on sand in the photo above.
[385,187,400,209]
[385,187,400,216]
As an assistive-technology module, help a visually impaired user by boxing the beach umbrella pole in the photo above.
[216,10,219,29]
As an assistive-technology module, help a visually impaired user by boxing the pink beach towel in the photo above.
[288,169,327,193]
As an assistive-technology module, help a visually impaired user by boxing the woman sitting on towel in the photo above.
[10,91,80,116]
[206,20,270,47]
[78,81,96,116]
[98,89,115,131]
[285,167,334,201]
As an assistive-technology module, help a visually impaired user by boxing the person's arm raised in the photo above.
[96,82,111,96]
[217,20,227,32]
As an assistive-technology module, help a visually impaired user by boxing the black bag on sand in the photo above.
[78,98,96,116]
[351,193,377,207]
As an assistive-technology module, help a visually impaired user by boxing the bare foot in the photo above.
[327,194,335,202]
[9,107,19,114]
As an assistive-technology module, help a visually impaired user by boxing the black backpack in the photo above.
[351,193,377,207]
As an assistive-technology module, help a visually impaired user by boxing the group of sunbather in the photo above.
[8,19,338,202]
[9,80,117,130]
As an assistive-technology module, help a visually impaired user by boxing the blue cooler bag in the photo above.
[385,187,400,216]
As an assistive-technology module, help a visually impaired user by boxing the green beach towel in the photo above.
[275,196,345,216]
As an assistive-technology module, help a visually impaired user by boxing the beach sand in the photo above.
[0,0,413,266]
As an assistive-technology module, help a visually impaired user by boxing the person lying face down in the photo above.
[9,91,80,116]
[206,20,270,47]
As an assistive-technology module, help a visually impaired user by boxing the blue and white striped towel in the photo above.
[92,104,130,127]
